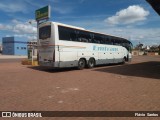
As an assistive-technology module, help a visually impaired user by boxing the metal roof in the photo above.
[146,0,160,15]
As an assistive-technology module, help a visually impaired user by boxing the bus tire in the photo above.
[127,55,129,61]
[87,58,95,68]
[78,58,86,70]
[122,57,126,64]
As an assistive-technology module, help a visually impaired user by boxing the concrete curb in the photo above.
[0,55,27,59]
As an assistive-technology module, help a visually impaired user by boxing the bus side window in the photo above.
[58,26,70,41]
[78,31,91,43]
[114,39,117,45]
[70,29,77,41]
[93,34,102,44]
[105,36,112,45]
[100,35,105,44]
[113,38,120,45]
[113,38,116,45]
[110,38,114,45]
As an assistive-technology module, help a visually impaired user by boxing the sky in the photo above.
[0,0,160,46]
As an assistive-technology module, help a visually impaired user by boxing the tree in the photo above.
[149,45,159,52]
[134,43,144,51]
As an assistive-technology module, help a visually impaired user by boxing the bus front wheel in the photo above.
[122,57,126,64]
[78,59,86,70]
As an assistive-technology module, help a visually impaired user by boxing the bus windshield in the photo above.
[39,25,51,40]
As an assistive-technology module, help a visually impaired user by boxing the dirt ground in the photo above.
[0,56,160,120]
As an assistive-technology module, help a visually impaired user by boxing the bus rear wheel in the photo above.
[78,59,86,70]
[87,58,95,68]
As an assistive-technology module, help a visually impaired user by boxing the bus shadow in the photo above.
[93,61,160,80]
[28,66,78,73]
[28,63,122,73]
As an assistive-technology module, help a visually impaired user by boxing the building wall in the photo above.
[132,50,139,56]
[147,52,159,56]
[2,37,14,55]
[2,37,28,55]
[132,50,145,56]
[14,41,27,55]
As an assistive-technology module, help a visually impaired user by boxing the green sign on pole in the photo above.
[35,5,51,21]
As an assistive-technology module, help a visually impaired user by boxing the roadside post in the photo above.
[35,5,51,65]
[27,48,32,60]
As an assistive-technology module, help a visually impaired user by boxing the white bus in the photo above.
[38,21,132,69]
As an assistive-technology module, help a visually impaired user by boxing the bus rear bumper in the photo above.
[39,61,59,67]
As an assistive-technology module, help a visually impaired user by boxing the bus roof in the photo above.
[52,22,85,30]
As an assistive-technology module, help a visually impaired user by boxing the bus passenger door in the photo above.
[113,52,119,63]
[113,49,123,63]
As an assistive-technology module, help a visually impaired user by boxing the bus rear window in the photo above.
[39,26,51,39]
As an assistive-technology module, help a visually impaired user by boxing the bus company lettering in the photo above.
[12,112,42,117]
[93,45,118,52]
[36,11,48,20]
